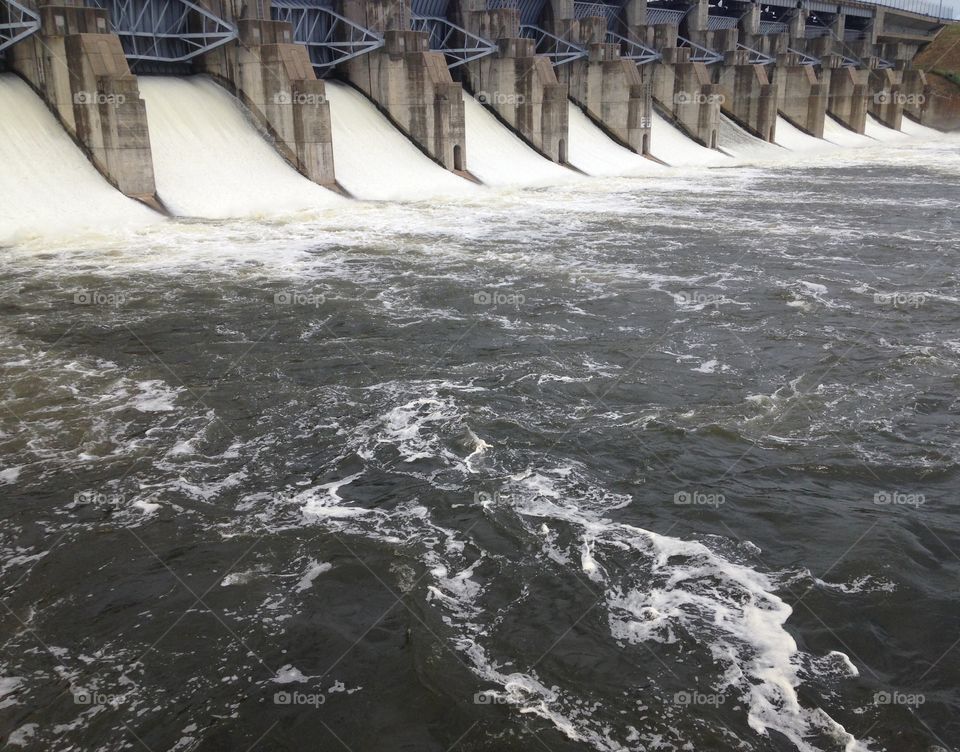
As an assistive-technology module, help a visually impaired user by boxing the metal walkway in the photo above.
[0,0,40,54]
[85,0,236,62]
[271,0,382,75]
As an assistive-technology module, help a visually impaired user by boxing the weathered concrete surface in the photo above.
[342,0,466,170]
[452,0,569,162]
[560,17,651,154]
[200,2,336,187]
[772,56,827,138]
[717,49,778,142]
[868,66,904,129]
[637,24,720,148]
[823,59,869,133]
[10,1,158,205]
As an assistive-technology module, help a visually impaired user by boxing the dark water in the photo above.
[1,142,959,752]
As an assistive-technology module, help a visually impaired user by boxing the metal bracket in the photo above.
[0,0,40,53]
[272,0,384,75]
[410,14,496,68]
[737,42,774,65]
[678,35,723,64]
[606,30,660,64]
[86,0,237,62]
[786,46,820,65]
[518,24,586,65]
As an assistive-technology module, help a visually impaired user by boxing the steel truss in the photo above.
[86,0,236,62]
[410,14,496,68]
[0,0,40,54]
[271,0,383,74]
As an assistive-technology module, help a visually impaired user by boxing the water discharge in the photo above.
[138,76,344,217]
[566,103,664,177]
[0,74,158,245]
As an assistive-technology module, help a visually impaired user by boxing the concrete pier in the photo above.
[200,0,337,187]
[9,0,159,206]
[773,54,827,138]
[638,23,720,148]
[342,0,466,171]
[824,58,869,133]
[455,0,568,162]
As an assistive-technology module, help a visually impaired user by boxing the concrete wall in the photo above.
[868,66,904,129]
[10,1,158,205]
[560,16,651,154]
[342,0,466,171]
[717,49,778,142]
[200,1,336,187]
[772,56,827,138]
[823,58,869,133]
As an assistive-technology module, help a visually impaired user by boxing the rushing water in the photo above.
[1,134,959,752]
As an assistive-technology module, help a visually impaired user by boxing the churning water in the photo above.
[0,105,959,752]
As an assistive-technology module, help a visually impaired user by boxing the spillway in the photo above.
[774,116,835,153]
[899,116,943,138]
[566,104,663,177]
[718,115,784,161]
[0,74,158,245]
[461,93,575,187]
[864,114,910,142]
[138,76,343,219]
[324,82,477,201]
[649,110,730,167]
[822,115,876,148]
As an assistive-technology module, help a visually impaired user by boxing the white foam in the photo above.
[822,115,876,148]
[0,74,158,245]
[649,110,730,167]
[295,559,332,592]
[864,114,910,142]
[719,115,784,161]
[462,93,576,186]
[774,115,836,153]
[899,115,942,139]
[138,76,344,218]
[325,81,477,201]
[566,103,663,177]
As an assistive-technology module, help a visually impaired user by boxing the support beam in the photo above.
[9,1,159,206]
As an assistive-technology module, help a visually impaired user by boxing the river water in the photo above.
[1,135,959,752]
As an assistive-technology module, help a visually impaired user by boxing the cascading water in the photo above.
[138,76,344,218]
[0,74,159,245]
[566,103,664,177]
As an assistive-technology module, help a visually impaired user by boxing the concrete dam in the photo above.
[0,0,957,233]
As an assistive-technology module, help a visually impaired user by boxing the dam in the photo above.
[0,0,957,232]
[2,0,960,750]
